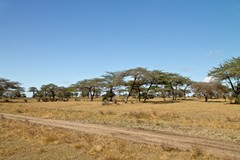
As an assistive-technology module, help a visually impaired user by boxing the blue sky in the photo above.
[0,0,240,94]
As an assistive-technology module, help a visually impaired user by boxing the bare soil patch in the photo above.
[1,117,223,160]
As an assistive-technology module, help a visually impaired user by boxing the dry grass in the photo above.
[0,118,222,160]
[0,98,240,144]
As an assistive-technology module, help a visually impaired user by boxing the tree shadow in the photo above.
[143,100,181,104]
[0,99,28,103]
[0,100,14,103]
[207,100,228,103]
[180,98,195,101]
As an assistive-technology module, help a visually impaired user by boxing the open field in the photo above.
[0,98,240,159]
[0,99,239,143]
[0,117,224,160]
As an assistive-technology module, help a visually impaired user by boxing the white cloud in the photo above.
[207,50,217,57]
[206,50,225,57]
[208,51,213,56]
[202,76,213,82]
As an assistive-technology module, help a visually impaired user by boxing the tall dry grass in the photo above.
[0,118,223,160]
[0,98,240,144]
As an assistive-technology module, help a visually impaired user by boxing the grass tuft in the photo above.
[161,142,177,152]
[191,144,205,158]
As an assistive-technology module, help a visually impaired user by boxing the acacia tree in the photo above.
[208,57,240,103]
[40,83,58,101]
[127,79,145,102]
[0,78,24,99]
[102,71,124,101]
[57,86,72,101]
[75,78,104,101]
[67,86,79,98]
[10,88,25,98]
[122,67,148,103]
[164,73,179,100]
[164,73,191,100]
[191,81,228,102]
[28,87,38,98]
[191,82,213,102]
[155,86,171,100]
[178,77,192,99]
[142,70,166,102]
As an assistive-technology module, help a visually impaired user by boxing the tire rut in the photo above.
[1,113,239,159]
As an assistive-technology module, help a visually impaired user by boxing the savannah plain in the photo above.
[1,0,240,159]
[1,98,240,160]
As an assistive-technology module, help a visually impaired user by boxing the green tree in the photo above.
[40,83,58,101]
[142,70,166,102]
[164,73,191,100]
[57,86,72,101]
[102,71,124,101]
[28,87,38,98]
[67,86,79,98]
[122,67,148,103]
[0,78,23,99]
[10,88,25,98]
[75,78,104,101]
[208,57,240,103]
[191,81,228,102]
[177,77,192,99]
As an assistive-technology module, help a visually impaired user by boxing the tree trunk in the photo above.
[182,84,189,100]
[183,91,186,100]
[226,77,240,104]
[51,90,55,101]
[90,91,95,101]
[90,88,96,101]
[88,88,91,99]
[205,96,208,102]
[138,88,141,102]
[226,76,237,94]
[109,88,113,102]
[89,87,94,101]
[125,77,137,103]
[90,95,94,101]
[170,84,176,100]
[124,96,129,103]
[143,83,152,103]
[172,91,176,100]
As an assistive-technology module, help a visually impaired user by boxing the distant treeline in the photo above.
[1,57,239,103]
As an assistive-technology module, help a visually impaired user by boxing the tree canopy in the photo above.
[2,56,239,104]
[208,57,240,103]
[0,78,24,99]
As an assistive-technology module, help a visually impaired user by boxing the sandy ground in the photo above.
[1,113,239,159]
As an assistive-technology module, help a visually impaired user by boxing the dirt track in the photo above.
[1,113,240,159]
